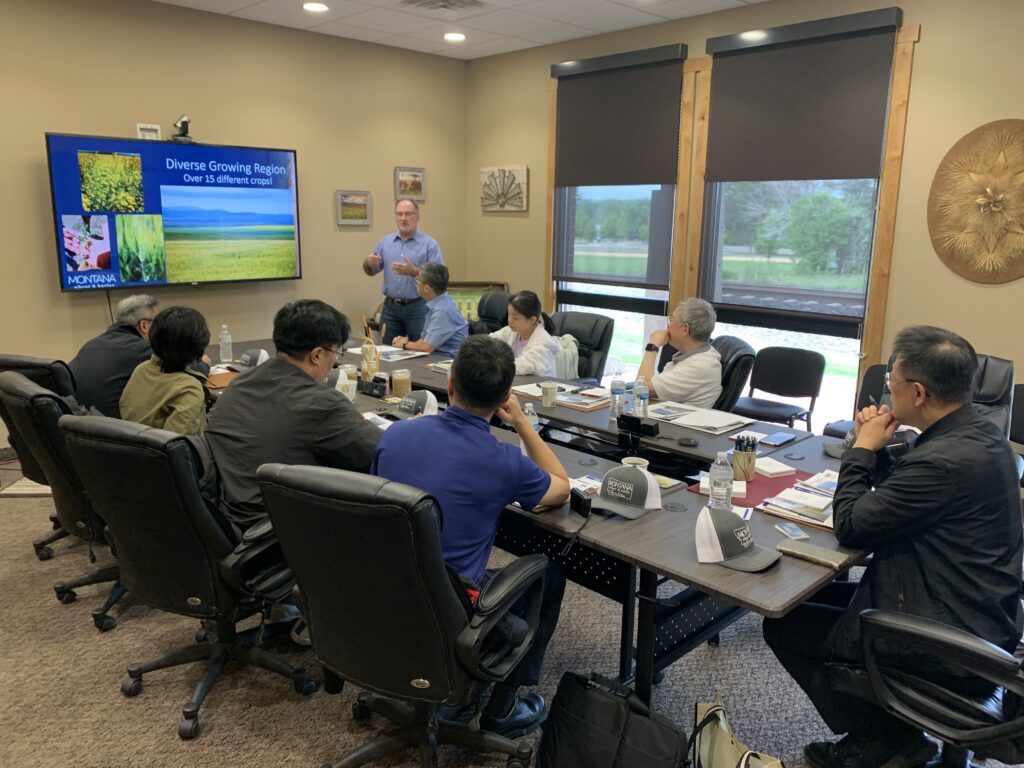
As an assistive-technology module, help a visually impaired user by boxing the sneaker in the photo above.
[479,692,546,739]
[289,619,311,647]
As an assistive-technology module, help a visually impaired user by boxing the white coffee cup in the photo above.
[621,456,650,470]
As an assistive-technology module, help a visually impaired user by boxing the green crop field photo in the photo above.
[116,215,166,283]
[79,152,144,212]
[165,227,298,283]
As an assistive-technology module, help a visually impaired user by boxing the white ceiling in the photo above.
[152,0,771,60]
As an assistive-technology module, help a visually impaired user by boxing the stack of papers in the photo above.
[429,360,454,373]
[647,402,695,421]
[361,412,392,431]
[512,382,578,398]
[347,345,429,362]
[760,488,834,529]
[669,408,755,435]
[698,476,747,499]
[754,456,796,478]
[796,469,840,496]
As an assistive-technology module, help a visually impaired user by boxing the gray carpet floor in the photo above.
[0,463,1016,768]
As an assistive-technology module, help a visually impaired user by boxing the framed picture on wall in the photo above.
[394,167,426,202]
[480,165,528,211]
[336,190,372,227]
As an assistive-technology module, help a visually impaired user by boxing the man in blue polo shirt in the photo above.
[372,336,570,737]
[362,199,443,345]
[391,262,467,357]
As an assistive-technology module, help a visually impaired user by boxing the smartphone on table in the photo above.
[761,432,797,447]
[775,522,810,540]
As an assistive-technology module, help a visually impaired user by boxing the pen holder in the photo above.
[733,450,756,481]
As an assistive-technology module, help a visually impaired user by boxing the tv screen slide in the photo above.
[46,133,301,292]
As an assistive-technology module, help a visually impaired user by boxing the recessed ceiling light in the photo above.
[444,32,466,43]
[739,30,767,41]
[303,2,329,12]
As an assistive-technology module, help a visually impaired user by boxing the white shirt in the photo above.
[490,325,561,377]
[651,343,722,408]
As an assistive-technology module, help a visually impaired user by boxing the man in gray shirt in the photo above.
[205,299,381,531]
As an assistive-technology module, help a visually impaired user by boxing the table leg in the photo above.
[635,569,658,706]
[617,565,637,681]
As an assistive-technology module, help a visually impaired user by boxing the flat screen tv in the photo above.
[46,133,301,292]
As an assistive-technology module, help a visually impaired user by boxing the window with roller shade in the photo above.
[551,46,685,377]
[699,8,900,339]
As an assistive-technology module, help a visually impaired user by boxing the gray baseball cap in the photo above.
[591,465,661,520]
[696,505,780,572]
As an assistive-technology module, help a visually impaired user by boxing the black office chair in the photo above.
[550,311,614,381]
[0,354,77,559]
[258,464,547,768]
[655,336,754,412]
[468,292,510,335]
[0,371,124,630]
[823,363,888,439]
[732,346,826,431]
[59,415,315,740]
[972,354,1015,437]
[1011,383,1023,486]
[859,608,1024,768]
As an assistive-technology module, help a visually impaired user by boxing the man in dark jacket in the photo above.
[764,325,1023,768]
[69,294,158,417]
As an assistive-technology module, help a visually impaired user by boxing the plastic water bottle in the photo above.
[521,402,540,456]
[609,377,626,420]
[709,451,733,511]
[219,324,233,363]
[632,376,649,418]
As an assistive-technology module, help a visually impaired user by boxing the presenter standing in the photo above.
[362,199,443,345]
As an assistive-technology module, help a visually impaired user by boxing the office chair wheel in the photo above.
[294,673,318,696]
[352,699,372,721]
[55,586,77,604]
[194,626,209,644]
[35,546,54,561]
[121,675,143,697]
[178,717,200,740]
[507,743,533,767]
[93,613,117,632]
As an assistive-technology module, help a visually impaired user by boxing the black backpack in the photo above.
[537,672,688,768]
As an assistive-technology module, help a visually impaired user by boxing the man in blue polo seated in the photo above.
[390,262,467,357]
[371,336,570,737]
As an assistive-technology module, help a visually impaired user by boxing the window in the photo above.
[701,178,879,336]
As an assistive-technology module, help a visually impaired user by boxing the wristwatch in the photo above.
[645,343,659,352]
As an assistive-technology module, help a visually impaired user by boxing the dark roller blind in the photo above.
[705,29,896,182]
[555,60,683,187]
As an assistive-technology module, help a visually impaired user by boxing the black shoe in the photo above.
[806,734,937,768]
[480,692,546,738]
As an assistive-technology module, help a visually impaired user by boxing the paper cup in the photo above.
[540,382,559,407]
[335,377,357,402]
[732,451,756,481]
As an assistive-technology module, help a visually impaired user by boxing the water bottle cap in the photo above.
[717,451,729,460]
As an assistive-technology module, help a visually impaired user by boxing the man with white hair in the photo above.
[70,294,159,417]
[636,297,722,408]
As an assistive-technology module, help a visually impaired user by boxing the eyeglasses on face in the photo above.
[884,370,920,389]
[395,211,418,218]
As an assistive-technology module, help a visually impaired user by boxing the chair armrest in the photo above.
[219,533,293,605]
[456,554,547,683]
[242,518,275,544]
[860,609,1020,682]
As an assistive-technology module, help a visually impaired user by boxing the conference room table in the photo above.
[216,341,862,706]
[357,390,862,707]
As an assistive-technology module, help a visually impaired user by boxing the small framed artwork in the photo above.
[394,166,426,202]
[336,190,372,227]
[480,165,528,212]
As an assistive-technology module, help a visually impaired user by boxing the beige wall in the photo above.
[1,0,466,360]
[2,0,1022,377]
[463,0,1024,371]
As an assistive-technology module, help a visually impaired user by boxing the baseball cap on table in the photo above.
[238,348,270,367]
[394,389,438,419]
[590,465,661,520]
[696,505,780,572]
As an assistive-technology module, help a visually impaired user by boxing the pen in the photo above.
[868,395,879,407]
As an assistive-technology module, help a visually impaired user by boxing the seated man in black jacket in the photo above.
[70,294,158,417]
[764,325,1023,768]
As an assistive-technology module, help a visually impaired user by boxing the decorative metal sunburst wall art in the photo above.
[480,165,528,212]
[927,119,1024,283]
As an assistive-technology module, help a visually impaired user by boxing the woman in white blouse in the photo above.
[490,290,562,377]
